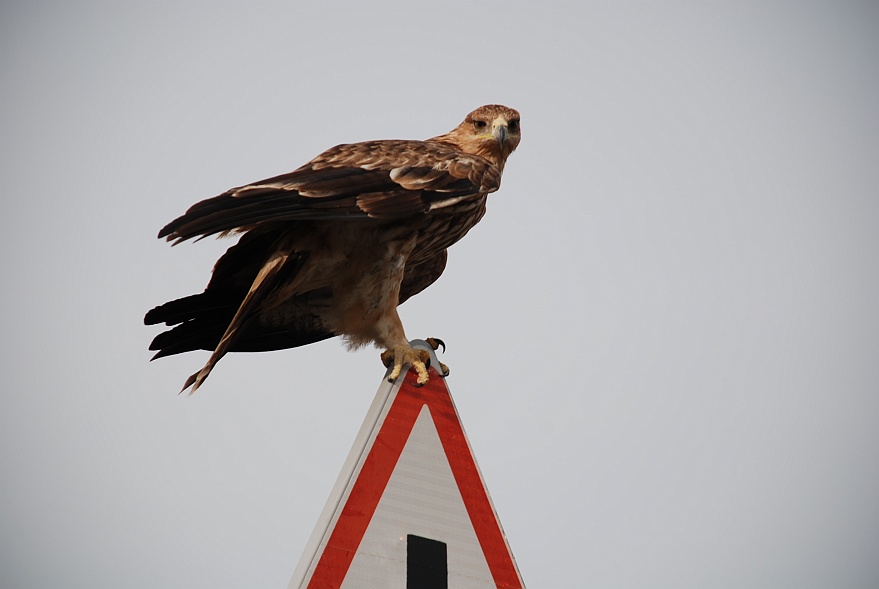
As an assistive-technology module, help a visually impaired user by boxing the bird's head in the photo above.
[436,104,521,170]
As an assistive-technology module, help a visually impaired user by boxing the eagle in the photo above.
[145,104,521,393]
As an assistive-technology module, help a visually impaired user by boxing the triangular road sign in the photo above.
[289,341,525,589]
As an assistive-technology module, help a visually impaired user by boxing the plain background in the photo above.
[2,2,878,588]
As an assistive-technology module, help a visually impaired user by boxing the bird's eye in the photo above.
[508,119,520,132]
[473,120,487,130]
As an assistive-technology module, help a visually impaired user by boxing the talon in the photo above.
[424,338,449,377]
[380,345,432,385]
[414,349,431,385]
[426,337,446,353]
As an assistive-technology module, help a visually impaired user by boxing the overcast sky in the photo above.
[2,2,878,588]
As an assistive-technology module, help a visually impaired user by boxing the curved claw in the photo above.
[426,337,446,353]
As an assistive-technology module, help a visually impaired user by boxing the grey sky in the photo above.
[2,2,878,588]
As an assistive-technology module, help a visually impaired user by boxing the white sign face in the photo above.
[289,342,524,589]
[342,406,495,588]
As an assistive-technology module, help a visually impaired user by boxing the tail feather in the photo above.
[149,320,226,359]
[146,229,337,392]
[145,292,230,327]
[184,253,294,394]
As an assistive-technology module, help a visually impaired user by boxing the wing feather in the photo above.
[159,140,500,244]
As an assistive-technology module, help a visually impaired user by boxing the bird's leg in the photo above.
[381,345,432,385]
[379,337,450,385]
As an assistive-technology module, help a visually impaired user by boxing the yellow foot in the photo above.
[379,338,451,385]
[381,345,432,385]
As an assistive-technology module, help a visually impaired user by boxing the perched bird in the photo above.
[145,104,520,393]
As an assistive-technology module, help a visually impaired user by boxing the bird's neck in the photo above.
[429,131,509,172]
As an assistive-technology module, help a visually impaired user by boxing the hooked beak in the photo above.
[492,120,508,144]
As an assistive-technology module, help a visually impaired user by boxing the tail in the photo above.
[181,252,295,394]
[145,292,237,358]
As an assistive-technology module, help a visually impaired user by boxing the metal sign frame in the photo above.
[288,340,524,588]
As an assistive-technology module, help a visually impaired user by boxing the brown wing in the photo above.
[159,140,501,244]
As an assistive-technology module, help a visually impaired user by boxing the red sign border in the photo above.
[306,367,523,589]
